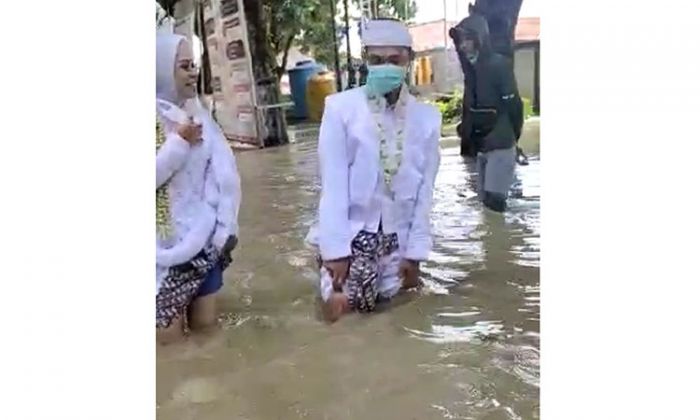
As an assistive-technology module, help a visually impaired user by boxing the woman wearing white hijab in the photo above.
[155,33,241,343]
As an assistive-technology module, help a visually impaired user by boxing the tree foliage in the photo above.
[155,0,417,75]
[266,0,330,73]
[297,0,418,68]
[355,0,416,21]
[294,1,338,67]
[271,0,419,69]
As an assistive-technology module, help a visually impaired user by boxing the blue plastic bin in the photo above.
[288,60,320,119]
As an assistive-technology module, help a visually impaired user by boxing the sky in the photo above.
[414,0,540,23]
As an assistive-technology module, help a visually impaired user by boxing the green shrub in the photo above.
[522,97,534,120]
[431,90,463,124]
[435,100,450,118]
[433,92,536,123]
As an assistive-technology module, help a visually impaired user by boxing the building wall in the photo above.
[414,48,463,96]
[514,47,536,102]
[414,46,538,105]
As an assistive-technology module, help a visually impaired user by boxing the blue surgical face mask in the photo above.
[365,64,406,96]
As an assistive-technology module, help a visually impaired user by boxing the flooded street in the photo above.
[157,119,540,420]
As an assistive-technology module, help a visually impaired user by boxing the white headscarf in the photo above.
[155,33,242,260]
[156,33,187,104]
[361,19,413,48]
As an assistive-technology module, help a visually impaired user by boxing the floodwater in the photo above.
[157,119,541,420]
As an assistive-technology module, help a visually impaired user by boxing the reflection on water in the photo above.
[157,120,540,420]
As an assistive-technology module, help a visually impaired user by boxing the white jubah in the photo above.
[306,85,441,303]
[155,33,241,295]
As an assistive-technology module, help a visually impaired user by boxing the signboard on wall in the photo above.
[203,0,259,145]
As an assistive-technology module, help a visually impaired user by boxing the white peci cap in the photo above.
[361,19,413,48]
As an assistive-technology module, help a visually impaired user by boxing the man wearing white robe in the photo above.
[307,18,442,322]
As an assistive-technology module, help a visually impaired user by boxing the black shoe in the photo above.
[483,192,507,213]
[516,147,529,166]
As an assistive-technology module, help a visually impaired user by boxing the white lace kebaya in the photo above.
[155,33,241,293]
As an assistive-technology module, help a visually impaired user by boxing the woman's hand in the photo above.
[222,235,238,256]
[176,120,202,145]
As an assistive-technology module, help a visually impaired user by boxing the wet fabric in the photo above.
[195,261,224,298]
[318,230,401,312]
[155,246,231,328]
[477,146,516,209]
[347,230,400,312]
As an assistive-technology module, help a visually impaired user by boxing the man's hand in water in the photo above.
[324,292,350,323]
[399,259,421,289]
[323,257,350,290]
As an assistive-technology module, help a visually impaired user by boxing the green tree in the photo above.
[294,1,338,67]
[355,0,417,21]
[244,0,340,77]
[297,0,418,68]
[267,0,324,76]
[156,0,417,76]
[157,0,420,145]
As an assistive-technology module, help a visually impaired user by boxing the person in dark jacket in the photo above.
[450,14,523,213]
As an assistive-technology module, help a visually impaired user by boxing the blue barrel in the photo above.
[288,60,320,119]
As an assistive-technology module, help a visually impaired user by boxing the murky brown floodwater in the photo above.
[157,119,540,420]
